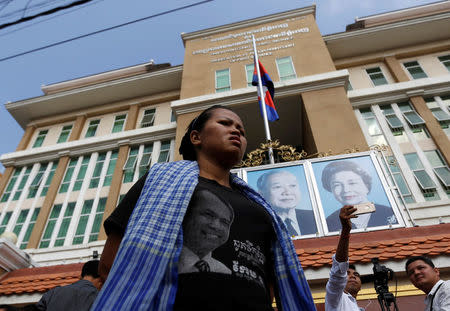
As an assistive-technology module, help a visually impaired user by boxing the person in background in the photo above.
[406,256,450,311]
[257,170,316,236]
[321,160,397,231]
[325,205,364,311]
[91,105,316,311]
[35,260,102,311]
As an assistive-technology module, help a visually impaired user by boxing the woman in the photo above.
[91,105,316,311]
[257,170,316,236]
[321,160,397,231]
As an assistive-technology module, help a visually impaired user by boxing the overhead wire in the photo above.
[0,0,72,20]
[0,0,213,63]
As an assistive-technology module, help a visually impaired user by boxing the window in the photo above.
[33,130,48,148]
[13,167,32,200]
[41,162,57,197]
[380,105,408,142]
[28,163,48,198]
[359,108,387,146]
[141,109,156,128]
[438,55,450,72]
[13,209,29,236]
[73,200,94,245]
[347,81,353,91]
[158,141,171,163]
[170,111,176,122]
[426,98,450,122]
[276,56,296,81]
[89,198,106,242]
[57,125,73,143]
[20,208,40,249]
[54,202,76,247]
[366,67,388,86]
[123,147,139,183]
[103,150,118,187]
[73,156,90,191]
[138,144,153,178]
[85,119,100,138]
[59,158,77,193]
[89,153,106,189]
[405,153,439,201]
[245,64,254,87]
[1,169,20,202]
[403,61,427,79]
[398,102,429,140]
[424,150,450,191]
[112,114,127,133]
[0,212,12,235]
[215,69,231,92]
[386,156,415,203]
[39,204,62,248]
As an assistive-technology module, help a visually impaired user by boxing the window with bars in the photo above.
[39,204,62,248]
[276,56,296,81]
[112,114,127,133]
[13,167,32,200]
[138,144,153,178]
[424,150,450,194]
[245,64,254,87]
[366,67,388,86]
[57,125,73,143]
[359,108,387,146]
[28,163,48,198]
[20,208,40,249]
[0,212,12,235]
[1,169,20,202]
[89,198,106,242]
[33,130,48,148]
[404,153,439,201]
[54,202,76,247]
[403,61,427,79]
[13,209,29,236]
[158,141,171,163]
[103,150,118,187]
[85,119,100,138]
[215,69,231,92]
[59,158,78,193]
[141,109,156,128]
[89,153,106,189]
[123,147,139,183]
[438,54,450,72]
[41,162,57,197]
[73,156,90,191]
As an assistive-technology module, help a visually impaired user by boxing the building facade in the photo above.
[0,2,449,309]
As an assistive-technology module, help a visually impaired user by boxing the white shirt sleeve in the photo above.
[325,254,349,310]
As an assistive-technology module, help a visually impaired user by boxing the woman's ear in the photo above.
[190,130,201,147]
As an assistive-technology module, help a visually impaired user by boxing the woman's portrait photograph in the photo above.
[311,155,398,232]
[246,165,317,237]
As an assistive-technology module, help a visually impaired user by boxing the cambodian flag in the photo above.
[252,60,278,122]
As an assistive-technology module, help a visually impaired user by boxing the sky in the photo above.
[0,0,441,172]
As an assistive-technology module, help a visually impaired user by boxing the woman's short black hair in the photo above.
[179,105,233,161]
[321,160,372,193]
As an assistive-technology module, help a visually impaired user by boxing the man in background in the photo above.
[406,256,450,311]
[36,260,102,311]
[325,205,363,311]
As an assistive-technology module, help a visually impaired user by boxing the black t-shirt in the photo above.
[105,174,276,311]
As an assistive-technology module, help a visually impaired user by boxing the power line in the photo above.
[0,0,213,63]
[0,0,94,30]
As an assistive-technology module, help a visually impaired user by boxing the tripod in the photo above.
[375,285,399,311]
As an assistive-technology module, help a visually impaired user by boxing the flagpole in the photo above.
[252,35,274,164]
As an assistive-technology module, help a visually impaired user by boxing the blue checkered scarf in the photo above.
[91,161,316,311]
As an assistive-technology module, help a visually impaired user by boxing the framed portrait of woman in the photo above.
[243,162,320,238]
[309,152,403,233]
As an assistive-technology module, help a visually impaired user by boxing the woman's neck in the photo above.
[197,157,232,188]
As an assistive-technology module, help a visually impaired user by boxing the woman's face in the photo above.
[330,171,369,205]
[266,172,301,211]
[193,108,247,167]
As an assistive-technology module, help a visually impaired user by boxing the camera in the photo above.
[371,258,398,311]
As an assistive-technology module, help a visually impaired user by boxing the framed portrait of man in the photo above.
[309,152,402,233]
[243,163,319,237]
